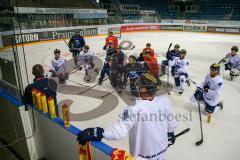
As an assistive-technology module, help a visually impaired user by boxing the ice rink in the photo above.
[24,31,240,160]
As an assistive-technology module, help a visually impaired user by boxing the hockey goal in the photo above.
[109,27,121,38]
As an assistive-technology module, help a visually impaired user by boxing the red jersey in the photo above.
[143,48,154,57]
[144,56,159,77]
[106,36,118,48]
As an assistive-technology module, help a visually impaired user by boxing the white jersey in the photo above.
[79,50,95,66]
[103,95,177,160]
[200,74,224,106]
[170,57,189,76]
[226,53,240,70]
[51,57,67,72]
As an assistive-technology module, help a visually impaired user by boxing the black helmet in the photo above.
[146,43,151,47]
[174,44,180,49]
[210,63,220,72]
[231,46,238,52]
[179,49,187,54]
[54,49,60,54]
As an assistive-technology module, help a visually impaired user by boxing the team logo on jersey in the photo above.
[122,109,129,121]
[218,82,223,86]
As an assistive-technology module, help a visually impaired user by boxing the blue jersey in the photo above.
[105,48,115,62]
[24,76,57,106]
[166,49,180,60]
[69,35,85,49]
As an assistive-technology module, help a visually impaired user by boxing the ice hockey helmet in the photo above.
[54,49,60,54]
[179,49,187,54]
[210,63,220,72]
[139,73,157,95]
[174,44,180,49]
[146,43,151,47]
[231,46,238,52]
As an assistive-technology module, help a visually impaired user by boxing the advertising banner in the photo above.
[121,25,160,32]
[183,25,207,32]
[2,28,98,46]
[160,25,183,31]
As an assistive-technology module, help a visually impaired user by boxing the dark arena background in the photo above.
[0,0,240,160]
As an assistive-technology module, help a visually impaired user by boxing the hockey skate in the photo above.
[179,90,183,95]
[58,74,67,84]
[218,102,224,110]
[98,80,103,86]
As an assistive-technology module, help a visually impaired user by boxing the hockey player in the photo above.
[98,42,116,85]
[78,45,96,81]
[191,64,224,115]
[169,49,189,94]
[161,44,180,75]
[123,55,145,97]
[138,43,154,62]
[143,51,160,84]
[50,49,69,84]
[68,30,86,67]
[222,46,240,80]
[103,31,118,50]
[110,46,125,93]
[79,45,95,68]
[77,73,177,160]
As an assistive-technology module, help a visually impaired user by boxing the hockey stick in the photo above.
[67,79,91,88]
[101,90,115,98]
[101,83,130,98]
[167,43,173,83]
[168,128,190,147]
[78,77,109,95]
[196,95,204,146]
[62,38,69,47]
[159,79,171,95]
[168,128,190,141]
[69,68,79,75]
[188,78,197,85]
[130,45,135,50]
[218,57,228,65]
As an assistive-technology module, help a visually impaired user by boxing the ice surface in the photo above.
[25,31,240,160]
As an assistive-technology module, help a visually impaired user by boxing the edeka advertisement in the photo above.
[2,28,98,47]
[183,25,207,32]
[121,25,160,32]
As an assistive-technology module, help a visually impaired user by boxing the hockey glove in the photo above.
[168,132,175,146]
[225,64,230,70]
[77,127,104,145]
[203,84,209,92]
[194,87,204,101]
[103,45,107,50]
